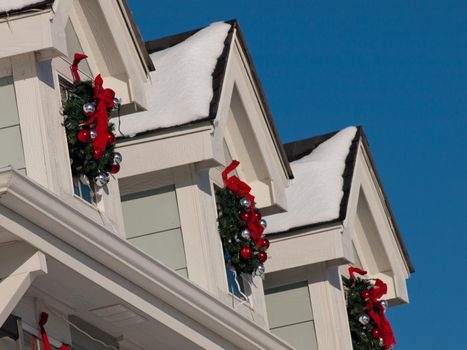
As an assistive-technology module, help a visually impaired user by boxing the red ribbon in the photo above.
[348,266,367,281]
[39,312,51,350]
[71,53,88,82]
[365,279,396,349]
[84,74,115,158]
[59,345,72,350]
[222,161,264,243]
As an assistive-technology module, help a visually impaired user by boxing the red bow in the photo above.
[348,266,367,281]
[71,53,88,82]
[222,161,264,243]
[84,74,115,158]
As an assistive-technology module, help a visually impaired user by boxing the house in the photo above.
[0,1,412,350]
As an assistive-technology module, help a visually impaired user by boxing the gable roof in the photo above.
[267,126,414,273]
[117,20,293,179]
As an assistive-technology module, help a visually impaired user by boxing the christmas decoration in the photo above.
[343,266,396,350]
[63,53,122,185]
[39,312,71,350]
[216,160,270,275]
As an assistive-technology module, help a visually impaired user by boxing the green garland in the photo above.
[63,80,118,182]
[216,187,269,275]
[343,275,385,350]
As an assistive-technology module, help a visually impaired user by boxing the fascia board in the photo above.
[116,123,219,177]
[266,223,349,273]
[0,168,293,350]
[0,8,67,60]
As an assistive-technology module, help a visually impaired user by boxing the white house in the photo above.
[0,1,412,350]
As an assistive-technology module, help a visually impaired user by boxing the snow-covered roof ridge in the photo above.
[266,126,358,234]
[0,0,47,12]
[115,21,231,137]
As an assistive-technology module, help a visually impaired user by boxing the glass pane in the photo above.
[65,20,92,77]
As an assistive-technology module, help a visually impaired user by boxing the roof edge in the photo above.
[119,0,155,72]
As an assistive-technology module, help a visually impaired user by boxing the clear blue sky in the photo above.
[128,1,467,348]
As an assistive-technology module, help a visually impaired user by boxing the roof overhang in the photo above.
[0,167,293,349]
[0,0,71,60]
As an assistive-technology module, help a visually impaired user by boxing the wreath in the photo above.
[343,266,396,350]
[216,160,270,276]
[63,53,122,187]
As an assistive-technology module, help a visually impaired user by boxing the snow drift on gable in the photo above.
[115,21,231,137]
[0,0,45,12]
[266,126,358,234]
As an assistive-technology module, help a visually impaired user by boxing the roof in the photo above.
[267,127,359,234]
[118,20,293,179]
[269,126,414,273]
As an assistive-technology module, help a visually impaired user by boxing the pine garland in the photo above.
[216,187,268,275]
[216,161,270,276]
[343,275,385,350]
[63,80,117,180]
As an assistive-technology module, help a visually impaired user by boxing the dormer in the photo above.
[115,20,293,327]
[263,126,413,349]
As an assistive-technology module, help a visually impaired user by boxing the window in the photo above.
[64,19,92,77]
[0,76,26,174]
[59,77,96,204]
[265,282,319,350]
[226,266,248,299]
[22,331,60,350]
[121,185,188,277]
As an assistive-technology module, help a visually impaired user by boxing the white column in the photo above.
[12,53,51,188]
[308,264,353,350]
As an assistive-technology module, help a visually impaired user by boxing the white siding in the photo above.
[0,76,26,173]
[265,282,319,350]
[121,185,188,277]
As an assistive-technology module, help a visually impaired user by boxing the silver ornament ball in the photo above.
[358,313,370,325]
[94,173,110,187]
[240,229,251,240]
[256,264,265,276]
[113,152,123,164]
[83,102,96,114]
[380,300,388,310]
[260,218,267,228]
[240,197,251,208]
[112,97,121,111]
[90,129,97,140]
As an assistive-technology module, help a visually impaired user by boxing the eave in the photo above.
[0,168,293,350]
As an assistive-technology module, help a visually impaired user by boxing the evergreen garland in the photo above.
[343,275,385,350]
[216,161,269,276]
[63,80,118,181]
[216,188,268,275]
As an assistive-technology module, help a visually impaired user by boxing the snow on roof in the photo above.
[266,126,358,234]
[114,21,231,137]
[0,0,44,12]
